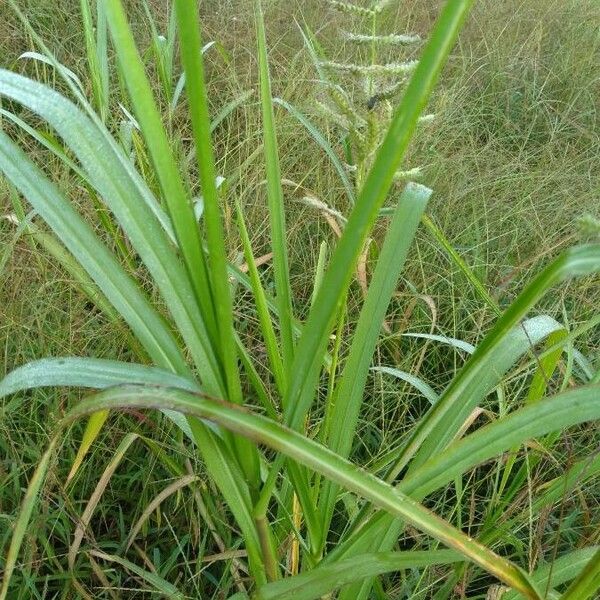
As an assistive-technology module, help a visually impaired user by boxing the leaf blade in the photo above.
[60,385,543,599]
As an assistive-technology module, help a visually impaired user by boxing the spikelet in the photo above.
[418,113,435,125]
[325,83,367,128]
[342,31,422,46]
[371,0,394,12]
[366,78,407,107]
[577,213,600,238]
[393,167,423,181]
[319,60,419,76]
[327,0,378,17]
[315,100,352,131]
[299,194,348,224]
[366,113,381,153]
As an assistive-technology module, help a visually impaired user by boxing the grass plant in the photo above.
[0,0,599,598]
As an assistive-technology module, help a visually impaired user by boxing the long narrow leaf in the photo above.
[59,386,543,599]
[103,0,219,353]
[503,547,600,600]
[256,0,295,372]
[88,550,184,599]
[255,550,461,600]
[559,548,600,600]
[174,0,259,484]
[283,0,476,432]
[0,71,221,392]
[0,358,199,398]
[0,357,199,439]
[402,245,600,475]
[318,183,430,539]
[371,367,439,404]
[398,385,600,499]
[273,97,356,205]
[0,132,189,376]
[0,439,57,600]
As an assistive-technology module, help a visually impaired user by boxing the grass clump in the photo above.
[0,0,599,599]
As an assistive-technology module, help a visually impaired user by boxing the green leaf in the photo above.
[18,51,84,92]
[87,550,184,599]
[317,183,430,540]
[211,89,254,133]
[236,202,286,396]
[255,550,461,600]
[400,332,475,354]
[502,547,600,600]
[0,439,57,600]
[59,385,543,599]
[559,548,600,600]
[401,245,600,476]
[273,97,356,205]
[398,385,600,499]
[0,107,84,178]
[174,0,259,484]
[255,0,295,373]
[0,357,199,440]
[0,132,189,376]
[0,71,221,391]
[283,0,476,433]
[371,367,439,405]
[420,213,501,316]
[0,358,199,399]
[67,410,110,484]
[103,0,220,355]
[80,0,109,122]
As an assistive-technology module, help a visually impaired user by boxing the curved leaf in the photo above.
[0,357,199,440]
[0,358,199,399]
[88,550,184,599]
[0,439,57,600]
[0,132,189,376]
[255,549,461,600]
[399,385,600,499]
[403,245,600,474]
[371,367,439,405]
[503,547,600,600]
[273,97,356,205]
[282,0,477,434]
[58,385,543,599]
[0,70,221,392]
[559,548,600,600]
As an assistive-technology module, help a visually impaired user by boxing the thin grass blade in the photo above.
[0,132,190,376]
[283,0,476,432]
[255,550,461,600]
[174,0,259,484]
[255,0,295,373]
[59,385,543,599]
[103,0,219,354]
[0,439,57,600]
[317,183,430,537]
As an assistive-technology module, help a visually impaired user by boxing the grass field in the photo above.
[0,0,599,598]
